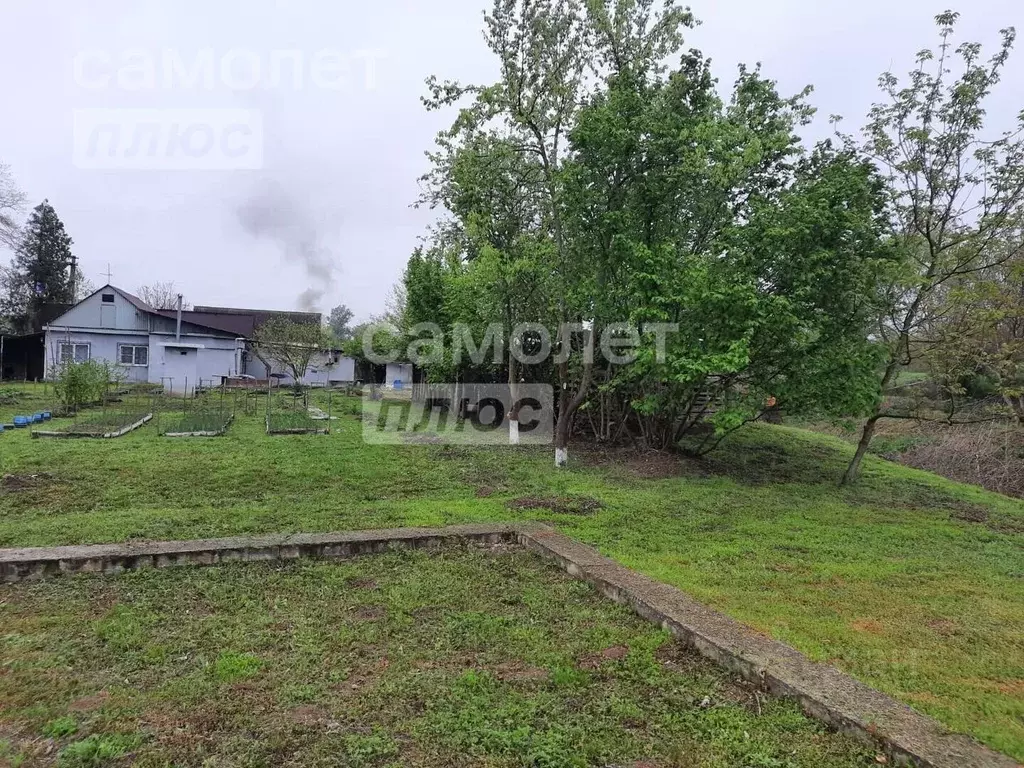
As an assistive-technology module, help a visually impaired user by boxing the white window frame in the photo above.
[118,344,149,366]
[58,343,90,364]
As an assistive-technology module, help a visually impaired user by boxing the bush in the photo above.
[960,371,1001,400]
[49,360,119,414]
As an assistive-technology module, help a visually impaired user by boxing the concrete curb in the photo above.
[31,413,153,439]
[0,524,1016,768]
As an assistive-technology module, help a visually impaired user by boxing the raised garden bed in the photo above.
[266,412,326,435]
[32,413,153,439]
[163,413,234,437]
[0,542,877,768]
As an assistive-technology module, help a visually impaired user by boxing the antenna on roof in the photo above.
[104,263,113,283]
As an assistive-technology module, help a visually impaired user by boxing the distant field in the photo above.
[0,383,1021,759]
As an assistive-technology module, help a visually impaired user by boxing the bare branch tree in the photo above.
[0,162,26,251]
[136,281,191,310]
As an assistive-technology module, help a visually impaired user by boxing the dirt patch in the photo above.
[68,690,110,712]
[850,619,885,635]
[951,506,989,524]
[927,618,959,637]
[345,575,379,590]
[290,704,330,726]
[351,605,386,621]
[1,473,55,492]
[506,495,605,516]
[475,486,495,498]
[409,606,441,623]
[995,679,1024,696]
[579,644,629,669]
[493,661,549,683]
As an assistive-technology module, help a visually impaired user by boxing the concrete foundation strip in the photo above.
[31,413,154,439]
[0,523,1015,768]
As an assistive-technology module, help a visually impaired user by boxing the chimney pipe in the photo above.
[176,294,183,341]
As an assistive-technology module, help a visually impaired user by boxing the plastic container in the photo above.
[13,416,29,428]
[32,413,43,423]
[42,411,52,421]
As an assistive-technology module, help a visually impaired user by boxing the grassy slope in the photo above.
[0,386,1021,759]
[0,549,871,767]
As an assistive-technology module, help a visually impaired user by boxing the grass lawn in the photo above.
[0,548,873,767]
[0,384,1022,759]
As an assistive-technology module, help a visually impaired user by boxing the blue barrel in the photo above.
[13,416,29,428]
[42,411,51,421]
[32,413,43,423]
[0,424,5,434]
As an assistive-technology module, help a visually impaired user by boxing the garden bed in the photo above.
[163,413,234,437]
[0,547,873,767]
[31,413,153,439]
[266,412,326,435]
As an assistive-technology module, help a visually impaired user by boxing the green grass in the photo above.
[0,548,873,767]
[0,384,1022,759]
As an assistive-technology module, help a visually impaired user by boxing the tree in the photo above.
[0,162,25,251]
[250,315,332,386]
[839,12,1024,484]
[424,0,692,465]
[1,200,76,332]
[136,282,190,310]
[327,304,355,340]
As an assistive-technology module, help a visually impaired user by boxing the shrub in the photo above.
[49,360,118,414]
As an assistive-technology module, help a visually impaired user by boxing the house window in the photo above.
[101,293,115,303]
[58,343,90,363]
[119,344,149,366]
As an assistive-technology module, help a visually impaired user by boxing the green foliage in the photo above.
[837,13,1024,481]
[212,651,263,682]
[49,359,116,414]
[2,200,76,332]
[42,717,78,738]
[412,0,894,454]
[58,734,141,766]
[251,315,333,385]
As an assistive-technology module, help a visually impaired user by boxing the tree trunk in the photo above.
[1004,394,1024,425]
[508,352,520,445]
[553,328,594,467]
[842,414,880,486]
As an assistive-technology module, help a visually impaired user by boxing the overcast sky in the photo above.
[0,0,1020,319]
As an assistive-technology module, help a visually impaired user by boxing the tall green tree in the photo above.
[327,304,355,341]
[2,200,76,332]
[838,12,1024,484]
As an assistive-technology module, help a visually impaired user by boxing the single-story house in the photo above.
[42,285,357,394]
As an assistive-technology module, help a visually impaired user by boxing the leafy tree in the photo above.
[424,0,692,465]
[250,315,332,387]
[328,304,355,340]
[1,200,76,332]
[136,282,190,310]
[838,12,1024,484]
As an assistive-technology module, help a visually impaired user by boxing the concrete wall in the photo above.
[385,362,413,389]
[148,334,240,393]
[245,351,356,385]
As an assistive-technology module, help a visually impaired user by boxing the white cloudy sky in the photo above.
[0,0,1020,318]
